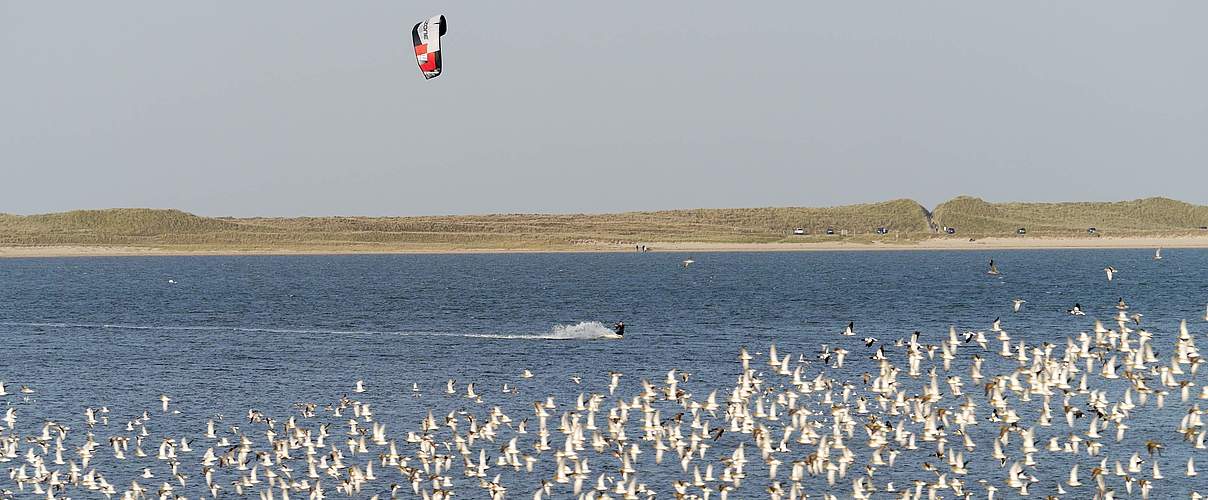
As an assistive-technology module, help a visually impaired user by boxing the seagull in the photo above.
[354,380,366,393]
[607,371,622,395]
[167,279,177,284]
[682,258,695,268]
[1069,464,1083,486]
[1117,298,1129,310]
[1068,303,1085,316]
[1104,266,1117,281]
[987,259,1000,276]
[1012,299,1026,312]
[842,322,855,336]
[1154,248,1162,260]
[862,337,877,347]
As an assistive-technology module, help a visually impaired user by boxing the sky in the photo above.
[2,2,1206,216]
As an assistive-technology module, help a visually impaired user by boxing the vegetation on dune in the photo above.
[623,198,932,237]
[931,196,1208,237]
[1,197,1205,251]
[0,209,241,236]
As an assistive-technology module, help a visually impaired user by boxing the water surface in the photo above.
[1,250,1205,496]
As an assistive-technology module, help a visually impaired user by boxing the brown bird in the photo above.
[710,427,724,441]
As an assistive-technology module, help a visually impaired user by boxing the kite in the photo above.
[412,15,446,80]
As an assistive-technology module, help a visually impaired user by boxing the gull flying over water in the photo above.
[987,259,1000,276]
[1104,266,1117,281]
[1012,299,1026,312]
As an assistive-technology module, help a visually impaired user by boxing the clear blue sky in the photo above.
[3,2,1205,216]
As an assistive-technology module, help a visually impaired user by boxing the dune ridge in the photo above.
[3,196,1207,255]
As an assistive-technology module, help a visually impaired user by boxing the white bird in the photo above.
[1154,248,1162,260]
[1104,266,1117,281]
[1012,299,1025,312]
[842,322,855,336]
[1068,464,1082,486]
[159,395,170,413]
[167,279,177,284]
[682,258,695,268]
[354,380,366,393]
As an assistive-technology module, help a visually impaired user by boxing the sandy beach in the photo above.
[2,235,1206,258]
[645,235,1208,252]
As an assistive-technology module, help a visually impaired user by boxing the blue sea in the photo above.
[1,250,1206,497]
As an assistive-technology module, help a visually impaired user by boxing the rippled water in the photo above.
[2,250,1206,497]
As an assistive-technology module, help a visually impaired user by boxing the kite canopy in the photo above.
[412,15,446,80]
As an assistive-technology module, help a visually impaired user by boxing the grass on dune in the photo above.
[930,196,1208,237]
[2,196,1206,250]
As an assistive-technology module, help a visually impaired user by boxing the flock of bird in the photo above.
[3,252,1208,499]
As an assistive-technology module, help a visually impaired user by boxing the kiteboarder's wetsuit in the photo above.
[613,322,625,336]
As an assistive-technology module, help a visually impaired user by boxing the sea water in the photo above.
[1,250,1206,496]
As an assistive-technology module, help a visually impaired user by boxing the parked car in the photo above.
[793,228,805,235]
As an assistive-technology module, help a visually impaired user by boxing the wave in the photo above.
[540,321,622,340]
[0,321,621,341]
